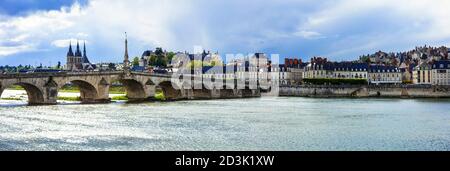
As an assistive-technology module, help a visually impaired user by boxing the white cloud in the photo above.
[10,34,30,42]
[299,0,450,46]
[0,2,83,57]
[284,0,450,59]
[75,32,89,38]
[294,30,325,39]
[0,0,197,58]
[0,44,34,56]
[51,38,88,48]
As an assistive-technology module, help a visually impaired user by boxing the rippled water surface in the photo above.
[0,96,449,151]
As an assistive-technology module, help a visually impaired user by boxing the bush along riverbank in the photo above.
[1,97,23,101]
[59,85,126,94]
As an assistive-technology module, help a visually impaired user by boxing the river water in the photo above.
[0,90,449,151]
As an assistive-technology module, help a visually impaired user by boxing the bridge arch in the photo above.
[119,79,148,101]
[0,82,45,105]
[157,81,182,100]
[59,79,99,103]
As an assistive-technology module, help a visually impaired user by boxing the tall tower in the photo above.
[67,41,74,57]
[66,41,74,70]
[75,41,82,57]
[82,41,90,64]
[123,32,130,71]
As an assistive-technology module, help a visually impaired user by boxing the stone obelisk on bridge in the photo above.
[123,32,130,74]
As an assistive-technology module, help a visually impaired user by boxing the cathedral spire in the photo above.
[82,41,90,64]
[67,41,74,57]
[75,40,82,57]
[123,32,130,70]
[83,41,87,57]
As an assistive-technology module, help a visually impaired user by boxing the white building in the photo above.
[333,62,368,79]
[431,60,450,85]
[368,65,402,85]
[413,62,432,85]
[283,58,307,85]
[303,57,333,79]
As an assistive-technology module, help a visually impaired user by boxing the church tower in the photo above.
[75,41,82,58]
[67,41,74,57]
[66,41,75,71]
[66,41,84,71]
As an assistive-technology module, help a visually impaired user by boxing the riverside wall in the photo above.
[184,88,261,100]
[279,85,450,98]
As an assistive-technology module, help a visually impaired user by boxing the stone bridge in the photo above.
[0,71,260,105]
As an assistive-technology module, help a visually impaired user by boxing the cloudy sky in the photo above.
[0,0,450,66]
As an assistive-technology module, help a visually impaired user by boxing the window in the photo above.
[428,71,431,83]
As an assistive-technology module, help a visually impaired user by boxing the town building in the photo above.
[303,58,368,80]
[368,65,402,85]
[303,57,333,79]
[225,53,268,84]
[237,61,257,82]
[276,64,289,85]
[332,62,368,79]
[399,62,414,83]
[224,65,238,81]
[283,58,307,85]
[431,60,450,85]
[95,63,116,71]
[413,62,432,84]
[251,53,269,84]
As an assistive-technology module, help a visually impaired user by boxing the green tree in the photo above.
[156,56,167,67]
[187,60,207,69]
[132,57,140,66]
[148,54,167,67]
[167,52,176,64]
[149,54,158,66]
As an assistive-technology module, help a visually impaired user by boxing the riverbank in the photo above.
[279,85,450,98]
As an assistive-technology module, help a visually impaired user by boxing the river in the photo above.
[0,90,449,151]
